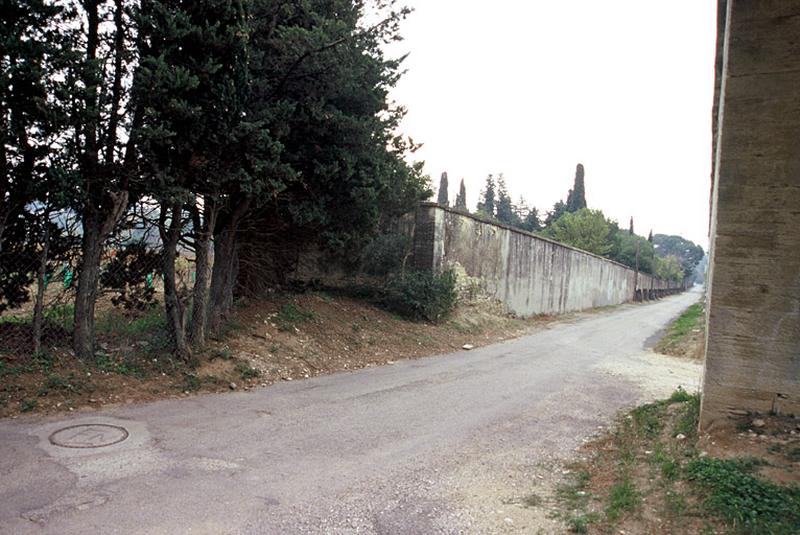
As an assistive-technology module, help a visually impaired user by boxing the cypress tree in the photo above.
[629,217,635,235]
[455,179,467,210]
[437,172,449,206]
[566,163,587,212]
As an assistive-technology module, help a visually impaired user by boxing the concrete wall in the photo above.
[700,1,800,428]
[412,203,682,317]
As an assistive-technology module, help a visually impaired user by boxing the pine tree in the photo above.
[544,200,568,228]
[565,163,587,212]
[455,179,467,210]
[495,174,515,225]
[437,172,449,206]
[477,174,496,217]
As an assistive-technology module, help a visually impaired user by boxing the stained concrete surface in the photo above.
[0,290,702,534]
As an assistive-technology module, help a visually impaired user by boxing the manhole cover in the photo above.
[49,424,129,449]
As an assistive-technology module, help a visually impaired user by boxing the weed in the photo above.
[94,352,145,378]
[567,513,600,533]
[235,361,260,379]
[687,457,800,534]
[275,303,315,332]
[632,402,666,439]
[211,347,232,361]
[19,398,37,412]
[351,323,362,333]
[674,392,701,440]
[180,372,201,392]
[668,387,694,403]
[606,476,640,521]
[787,448,800,462]
[0,361,22,378]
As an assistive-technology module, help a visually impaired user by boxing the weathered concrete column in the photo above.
[701,1,800,429]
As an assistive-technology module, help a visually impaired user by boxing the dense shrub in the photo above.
[383,269,457,323]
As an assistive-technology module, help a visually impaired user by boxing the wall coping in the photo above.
[419,201,677,287]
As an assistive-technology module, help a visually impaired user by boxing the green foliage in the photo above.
[455,179,467,210]
[653,234,705,281]
[565,164,587,212]
[495,174,515,225]
[656,302,705,353]
[360,233,410,277]
[437,172,449,206]
[687,458,800,534]
[235,361,260,379]
[383,269,457,323]
[655,255,684,282]
[19,398,37,412]
[477,175,497,217]
[545,208,614,256]
[606,477,641,521]
[275,303,315,332]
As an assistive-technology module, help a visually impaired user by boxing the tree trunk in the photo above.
[161,202,191,361]
[73,192,129,360]
[32,223,50,355]
[73,217,103,359]
[208,198,250,334]
[208,225,237,334]
[189,196,218,348]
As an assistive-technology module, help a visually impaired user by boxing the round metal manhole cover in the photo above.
[49,424,129,449]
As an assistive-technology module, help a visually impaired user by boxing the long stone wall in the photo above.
[412,203,683,317]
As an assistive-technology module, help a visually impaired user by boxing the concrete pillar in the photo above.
[701,1,800,429]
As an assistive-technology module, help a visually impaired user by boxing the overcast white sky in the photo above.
[385,1,717,248]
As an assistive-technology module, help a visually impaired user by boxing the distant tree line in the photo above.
[1,1,429,360]
[434,164,703,282]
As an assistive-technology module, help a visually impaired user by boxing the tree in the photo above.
[454,179,467,210]
[476,174,496,218]
[565,163,587,212]
[543,199,568,228]
[655,255,683,282]
[653,234,704,280]
[495,174,516,225]
[59,1,141,360]
[132,0,255,358]
[0,0,68,310]
[544,208,613,256]
[629,217,634,235]
[437,172,449,206]
[232,0,429,302]
[647,229,653,242]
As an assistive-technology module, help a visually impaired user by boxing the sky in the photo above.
[384,1,717,248]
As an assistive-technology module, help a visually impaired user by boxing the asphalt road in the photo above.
[0,290,703,535]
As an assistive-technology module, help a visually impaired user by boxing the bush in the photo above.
[383,269,457,323]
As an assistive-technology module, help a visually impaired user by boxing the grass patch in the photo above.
[655,301,704,354]
[606,476,640,521]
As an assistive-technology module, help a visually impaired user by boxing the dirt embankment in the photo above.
[1,292,554,419]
